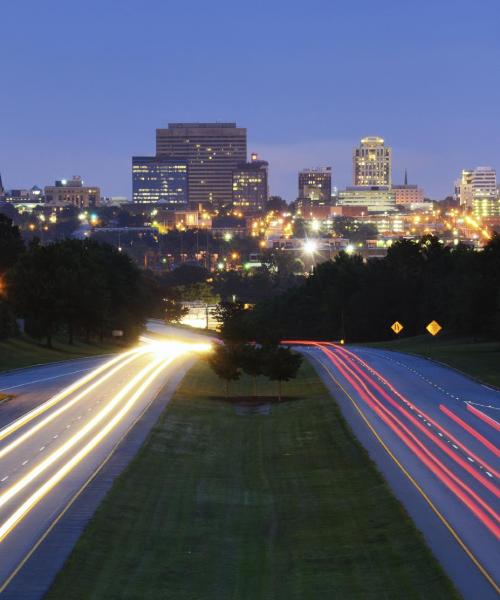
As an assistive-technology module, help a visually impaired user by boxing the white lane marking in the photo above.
[0,477,8,482]
[21,460,28,466]
[0,368,93,392]
[39,446,45,452]
[53,434,58,439]
[467,401,500,411]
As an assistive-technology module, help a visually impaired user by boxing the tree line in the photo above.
[219,234,500,343]
[0,214,155,346]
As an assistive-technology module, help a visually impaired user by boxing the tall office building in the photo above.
[0,172,4,200]
[455,167,497,207]
[471,166,497,198]
[353,137,392,186]
[298,167,332,203]
[132,156,188,205]
[232,153,268,213]
[156,123,247,208]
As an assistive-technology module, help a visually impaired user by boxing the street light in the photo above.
[303,239,318,255]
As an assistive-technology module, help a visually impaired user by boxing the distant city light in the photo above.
[303,239,318,254]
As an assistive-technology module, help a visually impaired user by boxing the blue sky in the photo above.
[1,0,499,200]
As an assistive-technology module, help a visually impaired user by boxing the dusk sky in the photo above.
[1,0,499,201]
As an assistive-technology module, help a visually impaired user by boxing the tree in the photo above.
[7,239,150,347]
[164,299,189,324]
[266,196,288,212]
[0,214,24,273]
[207,344,241,397]
[236,344,264,397]
[213,301,251,343]
[263,345,303,401]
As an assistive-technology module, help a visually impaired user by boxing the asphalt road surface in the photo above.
[0,328,211,596]
[297,342,499,600]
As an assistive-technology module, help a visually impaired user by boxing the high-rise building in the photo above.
[156,122,247,208]
[455,167,497,207]
[44,176,100,208]
[298,167,332,203]
[0,172,4,199]
[232,153,268,213]
[132,156,188,205]
[454,170,473,207]
[471,166,497,198]
[353,137,392,186]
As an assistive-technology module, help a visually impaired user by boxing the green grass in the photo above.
[0,336,120,372]
[363,335,500,388]
[46,360,457,600]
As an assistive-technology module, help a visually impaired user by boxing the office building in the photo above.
[44,176,100,208]
[472,197,500,218]
[0,172,4,200]
[455,167,497,208]
[471,166,497,198]
[454,170,473,207]
[353,137,392,186]
[156,122,247,208]
[132,156,188,205]
[232,153,268,213]
[338,186,396,212]
[298,167,332,203]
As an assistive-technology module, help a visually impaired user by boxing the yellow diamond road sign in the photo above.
[391,321,404,334]
[426,320,442,336]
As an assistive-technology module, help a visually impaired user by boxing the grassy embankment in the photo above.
[364,334,500,388]
[47,359,457,600]
[0,336,119,373]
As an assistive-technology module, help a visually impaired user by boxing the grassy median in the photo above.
[46,359,458,600]
[364,335,500,388]
[0,336,119,372]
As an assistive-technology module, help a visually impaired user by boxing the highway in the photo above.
[295,342,499,600]
[0,332,211,595]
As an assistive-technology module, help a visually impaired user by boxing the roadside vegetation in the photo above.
[0,214,161,350]
[363,334,500,388]
[46,360,457,600]
[209,234,500,344]
[0,335,120,373]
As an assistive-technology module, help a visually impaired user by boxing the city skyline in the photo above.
[1,0,499,200]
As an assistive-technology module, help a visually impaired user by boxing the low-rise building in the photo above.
[45,176,100,208]
[338,186,396,212]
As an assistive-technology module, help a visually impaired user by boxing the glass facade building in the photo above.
[232,157,268,213]
[132,156,188,205]
[298,167,332,203]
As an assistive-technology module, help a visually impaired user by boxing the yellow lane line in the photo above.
[0,354,180,543]
[310,350,500,595]
[0,354,191,595]
[0,353,168,514]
